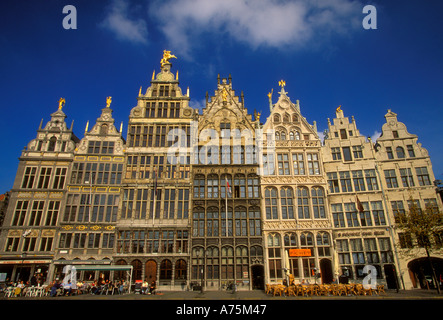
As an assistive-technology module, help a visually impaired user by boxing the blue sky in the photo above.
[0,0,442,193]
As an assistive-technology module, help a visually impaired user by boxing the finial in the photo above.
[152,70,155,81]
[106,96,112,108]
[278,80,286,88]
[176,70,179,81]
[58,97,65,110]
[120,122,123,133]
[336,105,342,113]
[139,86,142,96]
[85,120,89,133]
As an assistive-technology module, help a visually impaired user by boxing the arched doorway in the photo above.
[251,265,265,290]
[145,260,157,283]
[408,257,443,289]
[320,259,333,284]
[131,259,143,281]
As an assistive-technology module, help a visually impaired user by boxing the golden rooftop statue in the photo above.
[336,105,342,113]
[160,50,177,67]
[106,96,112,108]
[58,97,65,110]
[279,80,286,88]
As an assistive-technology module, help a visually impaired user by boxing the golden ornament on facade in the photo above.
[278,80,286,88]
[106,96,112,108]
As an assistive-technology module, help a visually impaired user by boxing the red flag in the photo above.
[225,177,232,196]
[356,196,364,213]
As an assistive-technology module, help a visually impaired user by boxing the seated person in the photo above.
[63,280,72,296]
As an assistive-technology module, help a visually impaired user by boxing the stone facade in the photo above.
[0,54,441,290]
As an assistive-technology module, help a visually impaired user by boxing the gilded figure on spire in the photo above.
[58,98,65,110]
[160,50,177,67]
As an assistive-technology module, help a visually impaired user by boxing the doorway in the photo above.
[145,260,157,282]
[383,264,398,289]
[251,265,264,290]
[320,259,333,284]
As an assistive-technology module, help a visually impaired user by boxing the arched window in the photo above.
[292,114,298,122]
[281,131,286,140]
[316,232,331,256]
[283,114,290,123]
[311,187,326,219]
[192,207,205,237]
[160,259,172,280]
[289,132,295,140]
[234,174,246,198]
[221,246,234,280]
[175,259,187,280]
[300,232,316,278]
[297,187,310,219]
[236,246,249,279]
[275,132,280,140]
[100,124,108,135]
[396,146,405,158]
[274,114,281,122]
[234,206,247,236]
[265,187,278,219]
[192,246,204,279]
[48,136,57,152]
[295,131,300,140]
[280,187,294,219]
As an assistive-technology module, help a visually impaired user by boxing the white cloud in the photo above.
[370,130,382,142]
[101,0,148,44]
[152,0,363,58]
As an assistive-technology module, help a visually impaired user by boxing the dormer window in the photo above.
[393,131,399,138]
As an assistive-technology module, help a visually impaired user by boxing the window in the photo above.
[268,234,282,280]
[247,175,259,198]
[391,201,405,223]
[364,169,379,190]
[392,131,399,138]
[265,187,278,219]
[48,137,57,152]
[396,146,405,158]
[352,145,363,159]
[307,153,320,175]
[416,167,431,186]
[52,167,67,189]
[12,201,29,226]
[371,201,386,226]
[340,129,347,139]
[193,175,205,198]
[277,154,290,175]
[292,153,305,175]
[331,147,341,160]
[29,200,44,226]
[399,168,414,187]
[37,167,52,189]
[311,187,326,219]
[331,204,345,228]
[344,203,359,227]
[280,187,295,219]
[22,167,37,188]
[407,145,415,157]
[234,208,247,236]
[207,208,219,237]
[351,239,365,265]
[317,232,331,256]
[327,172,339,193]
[163,189,176,219]
[45,200,60,226]
[249,209,261,236]
[207,175,219,198]
[297,187,310,219]
[352,170,366,191]
[234,174,246,198]
[384,169,398,188]
[342,147,352,161]
[221,246,234,280]
[386,147,394,159]
[339,171,353,192]
[160,260,172,280]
